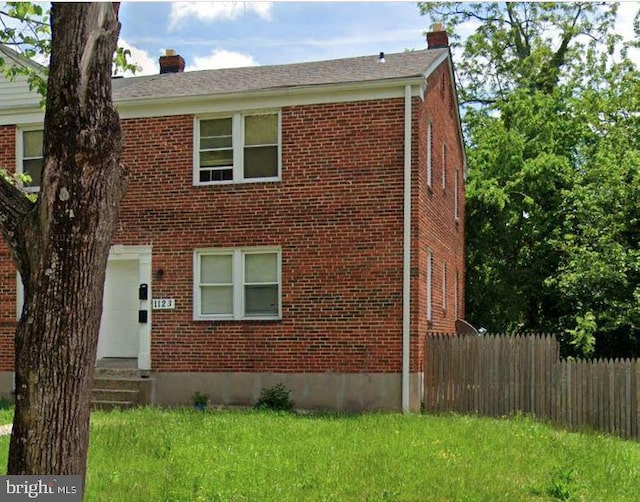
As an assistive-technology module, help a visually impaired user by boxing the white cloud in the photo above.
[117,39,158,76]
[186,49,259,71]
[616,2,640,67]
[169,2,272,30]
[616,2,637,38]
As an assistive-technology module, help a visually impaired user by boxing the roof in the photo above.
[0,43,46,72]
[112,49,449,102]
[0,44,46,113]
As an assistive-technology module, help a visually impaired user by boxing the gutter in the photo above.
[402,84,412,413]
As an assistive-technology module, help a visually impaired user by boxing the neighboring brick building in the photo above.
[0,28,465,411]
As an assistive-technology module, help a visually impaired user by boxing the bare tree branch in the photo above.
[506,2,530,60]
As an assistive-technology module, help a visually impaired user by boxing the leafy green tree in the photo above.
[549,58,640,357]
[464,87,578,335]
[0,2,137,102]
[420,2,640,357]
[419,2,620,106]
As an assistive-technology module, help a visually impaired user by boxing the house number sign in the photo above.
[152,299,176,310]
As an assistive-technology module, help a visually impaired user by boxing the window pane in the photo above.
[23,158,42,186]
[23,130,43,157]
[245,253,277,283]
[201,136,232,150]
[200,150,233,168]
[200,118,232,138]
[213,169,233,182]
[244,146,278,178]
[201,286,233,315]
[245,115,277,146]
[200,169,233,183]
[245,285,278,316]
[201,254,232,283]
[216,169,233,181]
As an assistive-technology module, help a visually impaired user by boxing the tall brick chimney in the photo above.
[427,23,449,49]
[159,49,185,74]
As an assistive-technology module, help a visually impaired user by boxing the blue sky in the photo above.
[117,1,640,76]
[118,1,452,74]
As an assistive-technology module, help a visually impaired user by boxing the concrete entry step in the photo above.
[91,378,154,411]
[95,357,139,376]
[96,357,138,369]
[93,377,145,391]
[94,368,142,379]
[93,387,140,402]
[92,400,136,411]
[92,359,154,410]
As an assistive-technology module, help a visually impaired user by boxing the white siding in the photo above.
[0,73,41,111]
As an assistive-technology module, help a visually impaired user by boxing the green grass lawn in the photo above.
[0,399,13,425]
[1,408,639,501]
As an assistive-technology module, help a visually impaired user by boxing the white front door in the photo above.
[97,259,140,359]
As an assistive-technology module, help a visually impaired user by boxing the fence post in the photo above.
[635,360,639,440]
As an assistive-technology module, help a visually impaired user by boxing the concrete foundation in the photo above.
[0,370,424,412]
[153,372,423,411]
[0,372,13,400]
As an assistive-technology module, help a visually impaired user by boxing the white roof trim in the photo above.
[114,76,427,119]
[422,51,450,80]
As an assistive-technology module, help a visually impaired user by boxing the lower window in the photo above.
[194,247,280,320]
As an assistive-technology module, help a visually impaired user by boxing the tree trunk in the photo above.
[2,3,127,487]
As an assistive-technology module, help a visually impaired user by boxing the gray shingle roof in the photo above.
[112,49,448,102]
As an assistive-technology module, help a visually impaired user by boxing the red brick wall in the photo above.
[0,126,16,370]
[115,99,407,373]
[0,125,16,167]
[0,252,16,370]
[413,59,466,372]
[0,64,465,377]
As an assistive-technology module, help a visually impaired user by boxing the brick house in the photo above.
[0,28,465,411]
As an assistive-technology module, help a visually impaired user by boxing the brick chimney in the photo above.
[159,49,185,74]
[427,23,449,49]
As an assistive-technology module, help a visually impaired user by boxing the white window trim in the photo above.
[426,120,433,189]
[442,261,447,312]
[193,246,282,321]
[426,249,433,322]
[441,142,447,190]
[194,111,282,186]
[16,125,43,193]
[454,167,460,222]
[454,269,459,320]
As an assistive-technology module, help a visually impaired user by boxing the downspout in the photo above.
[402,84,412,413]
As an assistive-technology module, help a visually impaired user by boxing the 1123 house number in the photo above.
[152,299,176,310]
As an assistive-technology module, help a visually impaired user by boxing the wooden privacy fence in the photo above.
[423,333,639,441]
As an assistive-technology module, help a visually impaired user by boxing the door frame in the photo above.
[16,244,153,371]
[104,245,152,370]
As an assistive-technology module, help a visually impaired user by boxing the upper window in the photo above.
[194,247,281,320]
[426,120,433,189]
[196,112,280,185]
[18,128,43,191]
[198,118,233,182]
